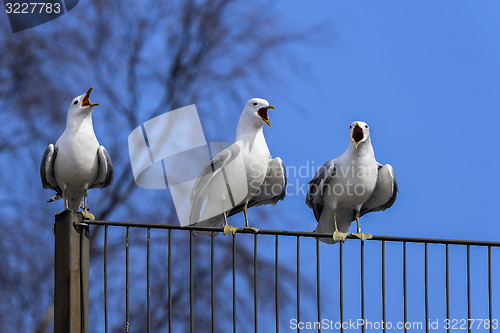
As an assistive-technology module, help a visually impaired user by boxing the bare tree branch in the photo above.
[0,0,325,331]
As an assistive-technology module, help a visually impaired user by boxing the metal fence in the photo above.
[54,212,500,333]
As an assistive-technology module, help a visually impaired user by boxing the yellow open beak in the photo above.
[81,87,100,108]
[352,122,364,149]
[258,105,275,127]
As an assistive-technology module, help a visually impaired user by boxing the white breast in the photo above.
[54,127,99,192]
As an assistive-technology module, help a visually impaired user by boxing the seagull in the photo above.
[40,87,114,220]
[189,98,286,235]
[306,121,398,244]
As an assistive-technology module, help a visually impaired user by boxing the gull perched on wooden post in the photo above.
[306,121,397,244]
[40,88,114,220]
[189,98,286,235]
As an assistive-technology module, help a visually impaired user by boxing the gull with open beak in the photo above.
[40,87,114,220]
[189,98,286,235]
[306,121,398,244]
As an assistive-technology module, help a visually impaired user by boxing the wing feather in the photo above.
[189,144,240,225]
[306,160,336,222]
[228,157,287,216]
[360,163,398,217]
[90,146,114,189]
[40,144,61,195]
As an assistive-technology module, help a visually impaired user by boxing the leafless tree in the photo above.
[0,0,322,331]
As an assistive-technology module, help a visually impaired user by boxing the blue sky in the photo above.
[230,0,500,241]
[171,1,500,329]
[230,2,500,329]
[19,0,498,240]
[4,0,499,331]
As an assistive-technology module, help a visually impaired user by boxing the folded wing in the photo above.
[90,146,114,189]
[189,144,241,225]
[360,163,398,217]
[40,144,61,196]
[229,157,287,216]
[305,159,336,222]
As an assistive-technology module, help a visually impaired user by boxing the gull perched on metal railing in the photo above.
[189,98,286,235]
[306,121,398,244]
[40,88,114,220]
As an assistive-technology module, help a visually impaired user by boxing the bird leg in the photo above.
[243,203,259,233]
[332,211,348,242]
[352,212,372,241]
[81,190,95,221]
[222,209,237,236]
[56,189,69,216]
[79,198,88,210]
[64,189,69,211]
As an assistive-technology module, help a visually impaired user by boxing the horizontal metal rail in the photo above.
[76,218,499,333]
[86,220,500,247]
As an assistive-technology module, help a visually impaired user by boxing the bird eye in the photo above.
[73,100,78,105]
[365,125,368,128]
[350,125,352,129]
[253,102,258,106]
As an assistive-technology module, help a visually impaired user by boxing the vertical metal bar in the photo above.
[147,228,151,333]
[340,241,344,333]
[361,240,365,333]
[54,211,89,333]
[211,232,215,333]
[190,231,194,333]
[446,244,450,333]
[275,235,279,333]
[126,226,130,333]
[296,237,301,333]
[467,245,471,333]
[104,225,108,333]
[79,220,89,333]
[233,234,237,333]
[254,234,258,333]
[382,241,386,333]
[425,243,428,333]
[168,229,172,333]
[488,246,492,333]
[316,237,321,333]
[403,242,407,333]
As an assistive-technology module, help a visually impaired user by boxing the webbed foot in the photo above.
[352,232,373,241]
[82,211,95,221]
[333,230,349,242]
[223,224,238,235]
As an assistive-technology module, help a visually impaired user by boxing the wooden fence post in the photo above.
[54,211,89,333]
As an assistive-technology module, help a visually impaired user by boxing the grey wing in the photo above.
[360,163,398,217]
[252,157,287,206]
[90,146,114,189]
[189,144,240,225]
[228,157,287,216]
[305,159,336,222]
[40,144,61,195]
